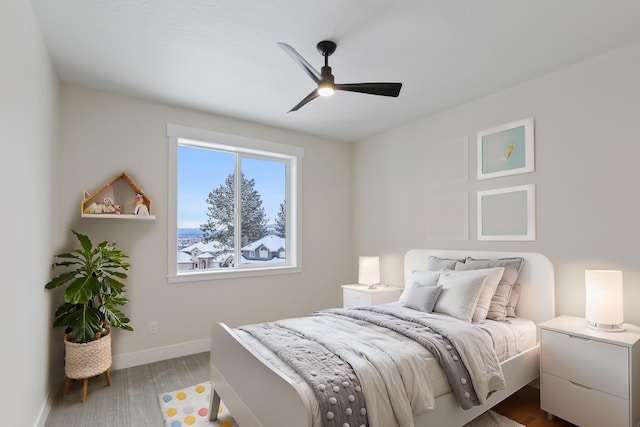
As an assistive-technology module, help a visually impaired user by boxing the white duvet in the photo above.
[236,304,531,427]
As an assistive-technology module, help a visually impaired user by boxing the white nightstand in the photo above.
[539,315,640,427]
[341,284,403,308]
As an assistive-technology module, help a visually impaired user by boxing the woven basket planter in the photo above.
[64,328,112,379]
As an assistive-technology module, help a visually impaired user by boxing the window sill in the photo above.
[167,265,303,283]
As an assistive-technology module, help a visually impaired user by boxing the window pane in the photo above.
[239,157,286,265]
[169,124,302,281]
[177,145,235,271]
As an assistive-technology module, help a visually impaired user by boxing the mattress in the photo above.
[232,305,536,427]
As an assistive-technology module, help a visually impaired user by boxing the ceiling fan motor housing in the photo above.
[321,66,334,83]
[317,40,337,57]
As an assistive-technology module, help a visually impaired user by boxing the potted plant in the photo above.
[45,229,133,399]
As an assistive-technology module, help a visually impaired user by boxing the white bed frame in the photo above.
[209,249,555,427]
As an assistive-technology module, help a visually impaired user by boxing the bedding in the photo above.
[506,284,521,318]
[209,249,555,427]
[233,304,535,427]
[455,257,523,322]
[398,269,440,304]
[403,283,442,312]
[425,255,462,270]
[432,273,487,322]
[434,268,504,323]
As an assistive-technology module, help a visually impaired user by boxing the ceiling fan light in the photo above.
[318,82,335,97]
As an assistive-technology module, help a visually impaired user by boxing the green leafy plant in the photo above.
[45,230,133,343]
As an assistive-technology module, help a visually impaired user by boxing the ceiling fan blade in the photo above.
[277,42,321,84]
[288,89,320,112]
[335,82,402,97]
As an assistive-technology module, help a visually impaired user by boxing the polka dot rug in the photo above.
[159,381,522,427]
[158,382,237,427]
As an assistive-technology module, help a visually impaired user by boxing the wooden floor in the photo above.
[46,351,576,426]
[494,385,577,427]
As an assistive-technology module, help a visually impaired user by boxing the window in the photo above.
[167,124,303,282]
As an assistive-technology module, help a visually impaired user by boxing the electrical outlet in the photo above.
[148,321,158,334]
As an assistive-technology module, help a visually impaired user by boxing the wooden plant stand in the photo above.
[63,369,111,402]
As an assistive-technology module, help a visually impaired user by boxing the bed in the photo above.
[209,249,555,427]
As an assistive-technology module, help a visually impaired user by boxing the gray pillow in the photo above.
[399,270,440,304]
[425,255,463,271]
[403,284,443,313]
[433,273,487,323]
[455,257,523,321]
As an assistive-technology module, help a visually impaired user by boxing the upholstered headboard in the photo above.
[404,249,555,325]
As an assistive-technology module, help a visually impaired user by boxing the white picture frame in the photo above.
[477,184,535,241]
[477,117,534,180]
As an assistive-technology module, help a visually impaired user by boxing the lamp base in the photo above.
[587,321,625,332]
[367,284,377,289]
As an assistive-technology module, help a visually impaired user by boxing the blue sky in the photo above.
[178,145,285,229]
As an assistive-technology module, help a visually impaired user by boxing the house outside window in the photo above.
[167,124,303,282]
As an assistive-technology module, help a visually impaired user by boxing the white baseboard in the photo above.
[33,385,57,427]
[111,338,210,371]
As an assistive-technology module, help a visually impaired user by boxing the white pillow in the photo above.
[433,271,499,323]
[456,257,523,321]
[403,284,443,312]
[398,270,440,304]
[444,267,505,323]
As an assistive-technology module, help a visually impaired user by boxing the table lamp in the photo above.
[585,269,624,332]
[359,256,380,289]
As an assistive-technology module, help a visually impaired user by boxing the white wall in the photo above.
[58,84,353,368]
[353,41,640,325]
[0,0,60,425]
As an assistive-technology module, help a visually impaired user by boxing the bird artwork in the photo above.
[501,144,515,161]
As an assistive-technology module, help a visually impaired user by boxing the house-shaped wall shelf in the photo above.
[81,172,155,220]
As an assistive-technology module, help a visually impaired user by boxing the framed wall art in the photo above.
[477,184,535,241]
[477,117,534,180]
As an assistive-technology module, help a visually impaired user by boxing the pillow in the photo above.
[403,284,443,312]
[455,257,523,321]
[433,273,488,323]
[399,270,440,304]
[445,266,504,323]
[506,284,521,318]
[425,255,463,271]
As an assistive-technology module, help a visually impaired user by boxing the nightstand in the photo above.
[341,284,403,308]
[539,315,640,427]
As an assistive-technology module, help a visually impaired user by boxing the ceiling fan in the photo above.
[277,40,403,112]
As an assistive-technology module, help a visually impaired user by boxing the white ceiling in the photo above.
[30,0,640,142]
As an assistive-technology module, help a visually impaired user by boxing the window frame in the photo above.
[167,124,303,283]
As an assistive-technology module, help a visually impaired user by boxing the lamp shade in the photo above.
[359,256,380,288]
[585,270,624,332]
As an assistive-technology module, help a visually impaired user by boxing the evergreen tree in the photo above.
[200,173,267,248]
[275,201,286,238]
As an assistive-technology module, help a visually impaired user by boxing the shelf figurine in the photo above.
[133,193,149,216]
[103,197,118,214]
[86,197,120,214]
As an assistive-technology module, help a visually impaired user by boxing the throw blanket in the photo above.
[241,306,505,427]
[241,323,369,427]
